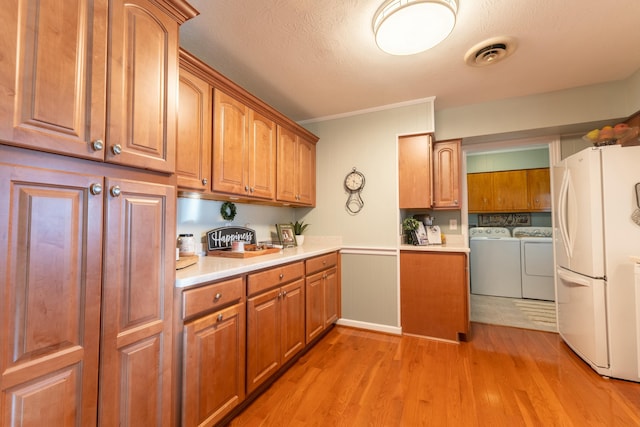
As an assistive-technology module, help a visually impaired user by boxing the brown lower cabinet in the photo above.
[0,151,177,426]
[400,251,469,342]
[246,262,306,394]
[305,252,340,343]
[176,252,341,426]
[181,277,246,427]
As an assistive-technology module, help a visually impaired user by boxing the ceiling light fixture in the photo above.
[373,0,458,56]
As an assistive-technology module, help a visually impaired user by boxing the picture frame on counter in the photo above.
[415,222,428,245]
[276,223,297,247]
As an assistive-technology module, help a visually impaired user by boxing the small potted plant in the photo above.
[402,217,421,245]
[290,220,309,245]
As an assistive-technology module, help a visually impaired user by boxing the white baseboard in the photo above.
[336,318,402,335]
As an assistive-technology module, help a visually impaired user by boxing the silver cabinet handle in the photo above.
[244,185,249,192]
[90,183,103,195]
[279,273,284,279]
[282,290,287,297]
[214,293,222,302]
[91,139,104,151]
[202,178,208,185]
[217,314,223,322]
[111,144,122,155]
[110,186,121,197]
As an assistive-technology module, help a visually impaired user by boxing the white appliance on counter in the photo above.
[554,144,640,382]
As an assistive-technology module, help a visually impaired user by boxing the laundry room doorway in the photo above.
[462,136,558,332]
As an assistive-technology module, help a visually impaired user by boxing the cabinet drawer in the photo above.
[183,277,244,319]
[305,252,338,275]
[247,262,304,296]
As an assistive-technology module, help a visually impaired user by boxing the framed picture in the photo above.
[415,222,428,245]
[276,224,297,247]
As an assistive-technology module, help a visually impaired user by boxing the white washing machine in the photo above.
[469,227,522,298]
[513,227,555,301]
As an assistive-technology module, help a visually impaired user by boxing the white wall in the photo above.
[304,101,434,247]
[301,72,640,331]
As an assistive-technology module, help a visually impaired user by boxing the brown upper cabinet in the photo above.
[213,90,277,200]
[176,50,318,206]
[432,139,461,209]
[467,168,551,213]
[176,67,212,190]
[0,0,195,173]
[398,134,461,210]
[276,125,316,206]
[527,168,551,211]
[398,134,432,209]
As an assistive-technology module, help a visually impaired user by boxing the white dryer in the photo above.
[513,227,555,301]
[469,227,522,298]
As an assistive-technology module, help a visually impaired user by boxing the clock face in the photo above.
[345,171,364,191]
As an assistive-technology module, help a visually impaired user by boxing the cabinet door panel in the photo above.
[296,137,316,206]
[305,272,325,343]
[0,164,103,426]
[183,303,246,427]
[0,0,107,160]
[248,110,276,200]
[399,134,432,209]
[527,168,551,211]
[433,139,460,209]
[280,280,305,363]
[493,170,527,211]
[467,173,493,212]
[246,288,280,394]
[276,126,298,203]
[100,178,175,426]
[107,0,177,172]
[177,68,211,190]
[213,90,249,195]
[324,267,339,326]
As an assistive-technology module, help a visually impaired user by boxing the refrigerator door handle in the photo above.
[558,169,573,258]
[557,268,591,287]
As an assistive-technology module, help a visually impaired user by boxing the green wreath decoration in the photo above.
[220,201,237,221]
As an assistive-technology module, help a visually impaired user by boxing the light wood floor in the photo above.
[228,324,640,426]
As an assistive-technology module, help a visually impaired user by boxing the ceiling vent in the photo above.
[464,37,517,67]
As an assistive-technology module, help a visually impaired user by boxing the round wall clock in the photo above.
[344,167,365,214]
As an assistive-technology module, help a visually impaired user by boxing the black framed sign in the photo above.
[206,226,256,251]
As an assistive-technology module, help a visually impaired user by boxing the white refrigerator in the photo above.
[554,144,640,382]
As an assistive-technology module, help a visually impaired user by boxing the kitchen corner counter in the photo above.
[175,237,342,288]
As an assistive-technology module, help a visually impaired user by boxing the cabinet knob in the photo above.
[202,178,208,185]
[278,291,283,298]
[282,290,287,297]
[245,185,250,192]
[90,139,104,151]
[90,183,103,195]
[279,273,284,279]
[250,187,254,193]
[213,293,222,302]
[110,185,121,197]
[454,200,458,205]
[217,314,223,322]
[111,144,122,155]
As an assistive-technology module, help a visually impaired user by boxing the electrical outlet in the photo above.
[449,219,457,230]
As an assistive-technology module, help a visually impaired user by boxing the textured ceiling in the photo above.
[180,0,640,122]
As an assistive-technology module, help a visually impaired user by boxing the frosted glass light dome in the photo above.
[373,0,457,56]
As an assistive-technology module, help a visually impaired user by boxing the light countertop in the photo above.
[399,234,470,254]
[176,237,342,288]
[175,235,470,289]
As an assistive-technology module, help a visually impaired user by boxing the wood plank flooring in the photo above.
[227,324,640,426]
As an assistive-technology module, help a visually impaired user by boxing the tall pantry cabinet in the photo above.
[0,0,198,425]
